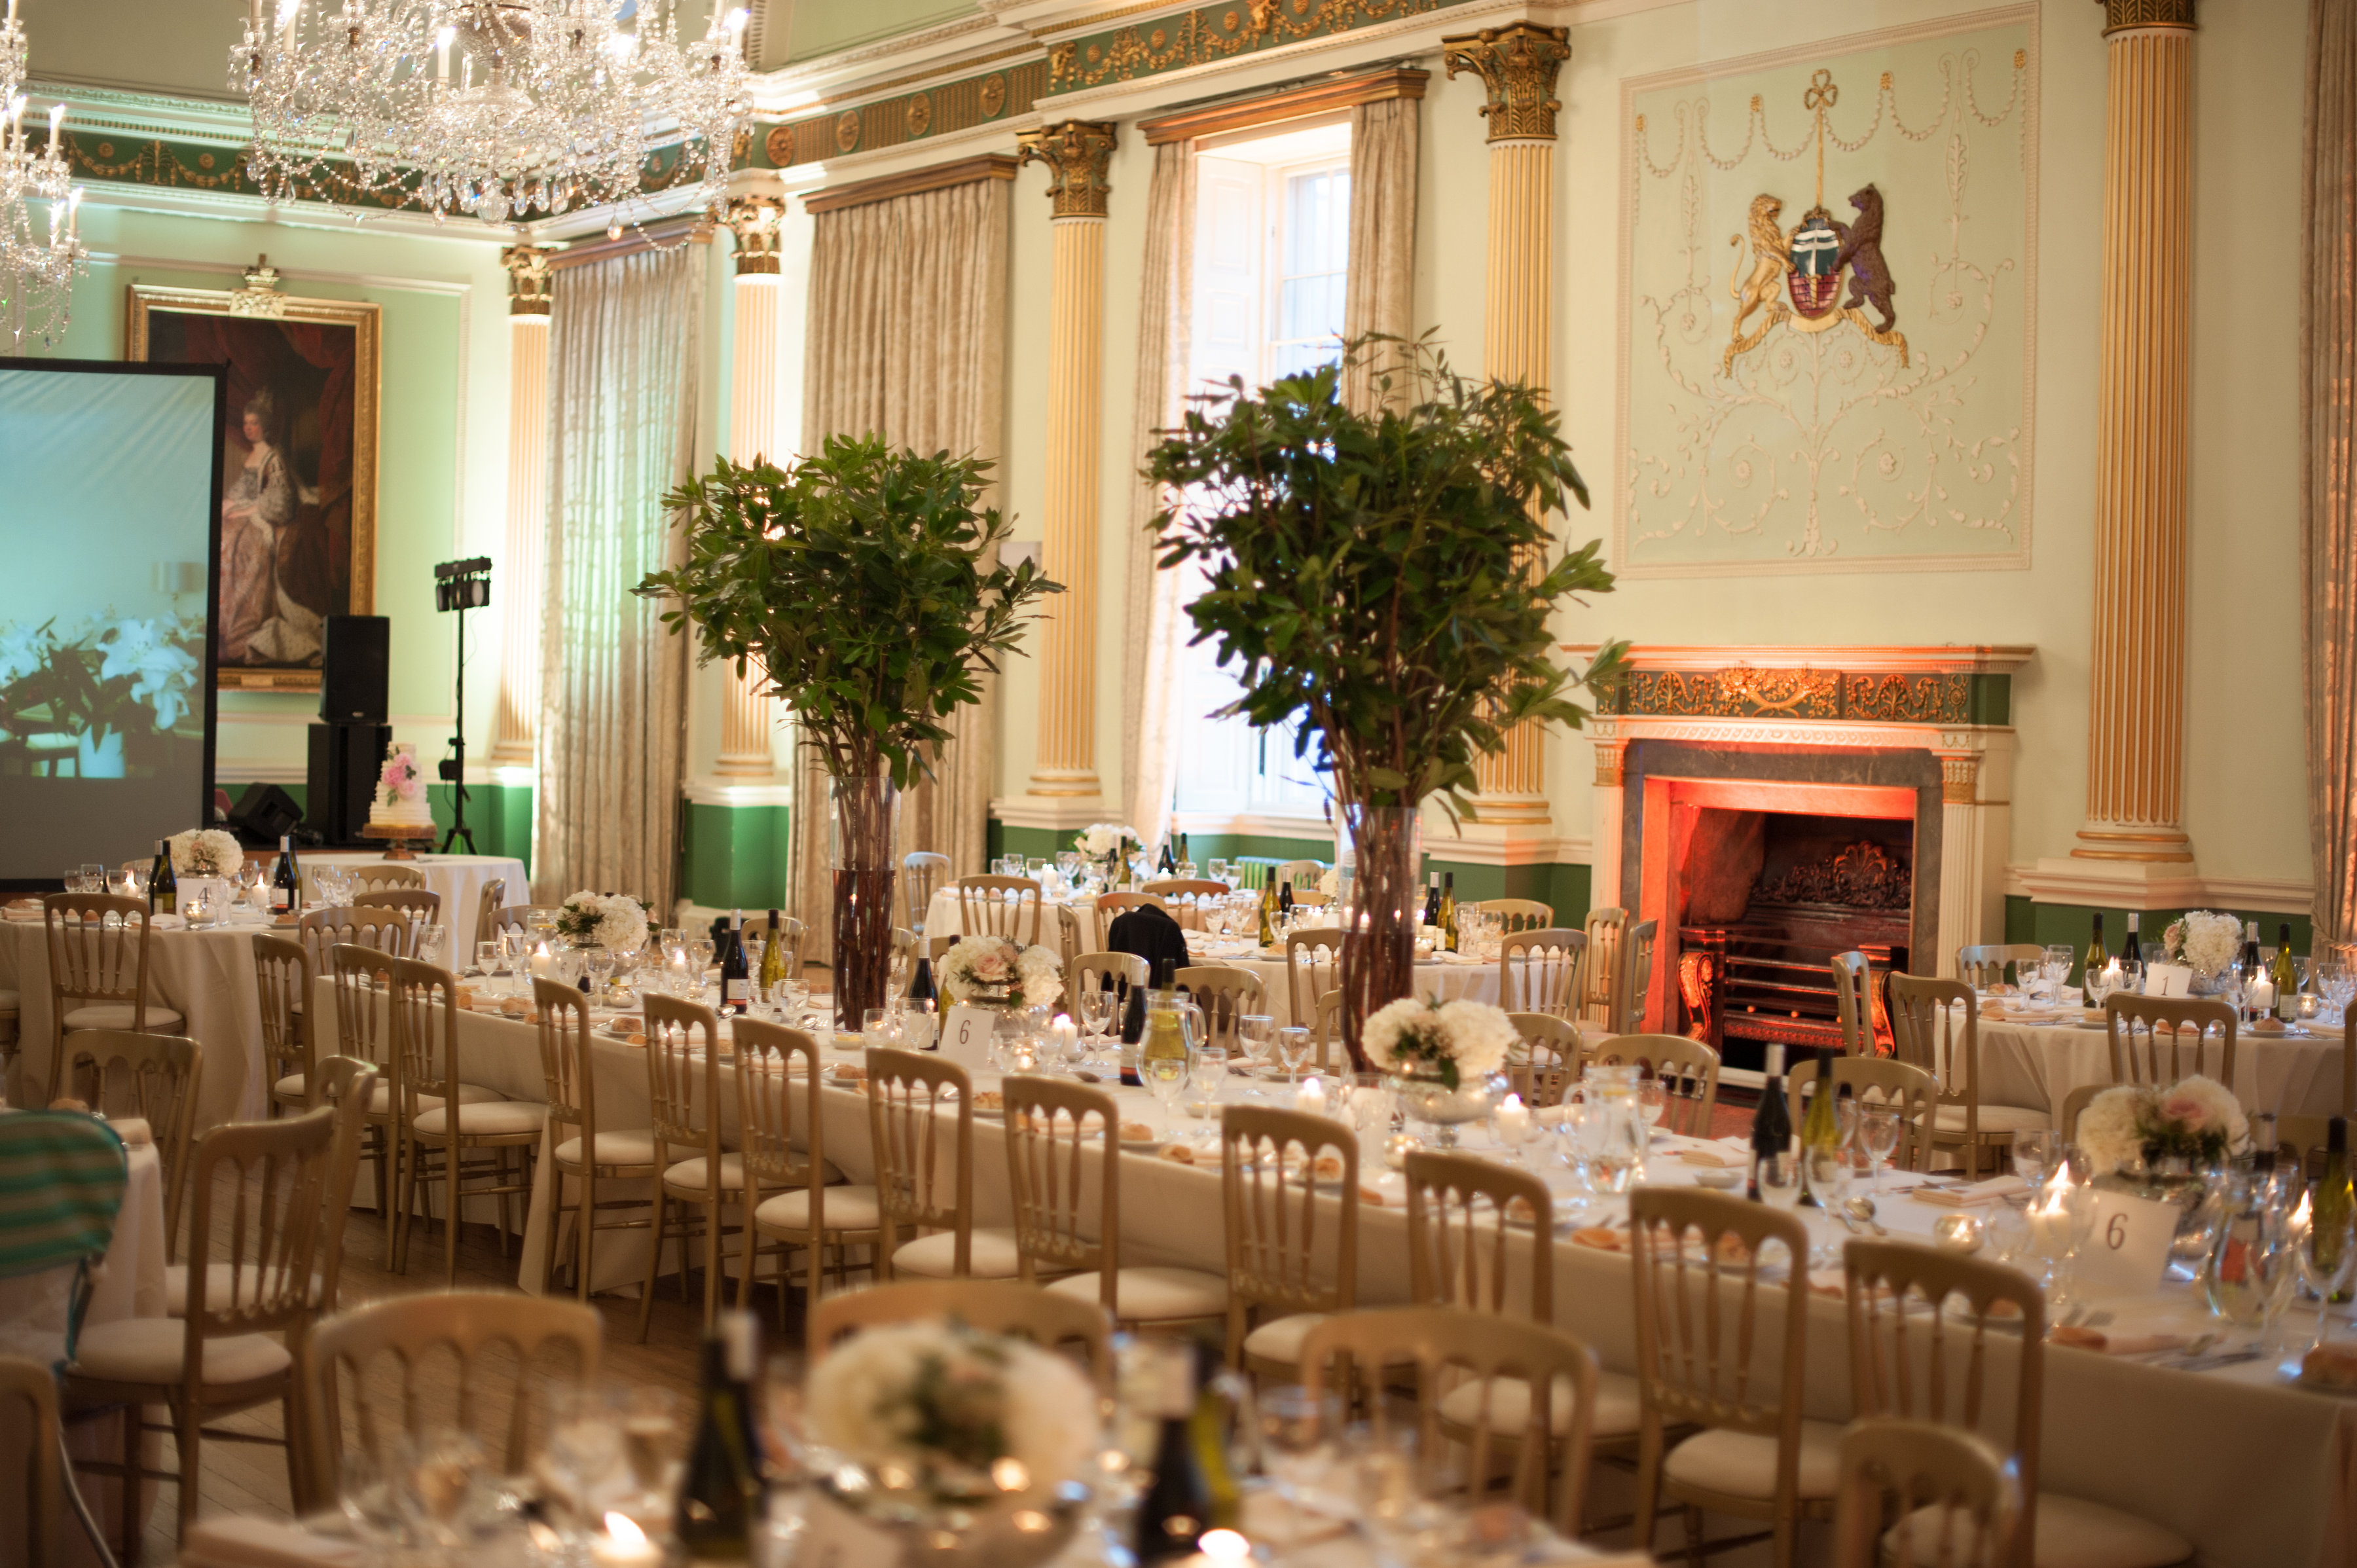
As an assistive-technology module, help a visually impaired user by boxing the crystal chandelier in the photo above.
[0,3,87,352]
[232,1,752,228]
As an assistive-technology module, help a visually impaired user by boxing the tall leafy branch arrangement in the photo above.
[1145,337,1622,1066]
[636,435,1060,1024]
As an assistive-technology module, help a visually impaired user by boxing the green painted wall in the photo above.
[682,801,791,911]
[2001,894,2314,981]
[221,779,534,871]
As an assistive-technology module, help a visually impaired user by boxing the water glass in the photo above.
[416,923,447,968]
[1190,1044,1230,1103]
[1274,1025,1313,1080]
[338,1432,417,1558]
[1238,1013,1276,1073]
[2012,1129,2057,1188]
[1858,1104,1901,1194]
[1207,857,1232,886]
[1078,985,1117,1040]
[471,940,498,978]
[862,1007,900,1051]
[1348,1073,1396,1143]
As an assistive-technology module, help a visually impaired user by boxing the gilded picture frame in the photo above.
[126,273,380,691]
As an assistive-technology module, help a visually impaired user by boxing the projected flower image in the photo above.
[0,611,206,778]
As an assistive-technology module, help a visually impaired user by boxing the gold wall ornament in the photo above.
[1441,22,1570,142]
[500,244,556,316]
[835,110,862,153]
[979,74,1008,117]
[2100,0,2195,33]
[907,92,934,138]
[1015,120,1118,218]
[1941,754,1980,806]
[723,194,786,275]
[229,255,287,318]
[765,124,795,166]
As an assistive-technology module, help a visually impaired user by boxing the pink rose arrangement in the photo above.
[379,751,422,804]
[939,934,1062,1010]
[2077,1074,2248,1176]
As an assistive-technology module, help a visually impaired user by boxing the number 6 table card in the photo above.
[2072,1187,2180,1297]
[940,1004,996,1071]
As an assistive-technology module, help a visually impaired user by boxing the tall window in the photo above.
[1171,119,1350,822]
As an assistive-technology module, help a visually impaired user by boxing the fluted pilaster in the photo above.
[1445,24,1568,824]
[2077,0,2197,862]
[491,244,553,763]
[716,196,786,778]
[1017,121,1118,799]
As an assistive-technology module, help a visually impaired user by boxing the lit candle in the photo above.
[2099,958,2121,999]
[2250,974,2277,1018]
[1495,1092,1531,1148]
[436,24,453,82]
[591,1514,663,1568]
[65,187,78,236]
[1296,1075,1326,1117]
[531,938,556,979]
[2028,1165,2075,1259]
[46,103,62,149]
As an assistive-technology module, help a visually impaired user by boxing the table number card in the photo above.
[2074,1187,2180,1297]
[940,1004,996,1070]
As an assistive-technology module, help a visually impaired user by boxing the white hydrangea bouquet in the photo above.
[1361,996,1516,1090]
[940,935,1062,1010]
[806,1320,1098,1505]
[2077,1074,2248,1177]
[2162,910,2242,980]
[553,890,648,953]
[167,828,244,878]
[1075,822,1136,858]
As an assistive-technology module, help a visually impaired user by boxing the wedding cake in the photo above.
[368,743,434,833]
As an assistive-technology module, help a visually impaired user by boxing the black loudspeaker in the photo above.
[320,615,390,723]
[227,782,304,846]
[306,721,390,845]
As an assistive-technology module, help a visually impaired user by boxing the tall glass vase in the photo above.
[1339,803,1421,1071]
[831,772,900,1030]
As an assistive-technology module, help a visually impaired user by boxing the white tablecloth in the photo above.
[921,888,1095,951]
[1,916,270,1128]
[1974,1015,2348,1123]
[302,852,526,957]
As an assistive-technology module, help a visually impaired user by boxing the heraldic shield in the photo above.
[1787,208,1844,319]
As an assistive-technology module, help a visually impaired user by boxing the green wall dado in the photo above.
[682,802,791,912]
[220,781,534,869]
[2001,896,2315,980]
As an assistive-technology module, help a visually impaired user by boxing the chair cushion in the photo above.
[555,1131,663,1169]
[164,1263,323,1318]
[62,1004,185,1032]
[663,1154,746,1195]
[1935,1103,2052,1135]
[273,1073,308,1100]
[754,1184,883,1234]
[1050,1266,1227,1321]
[413,1099,545,1137]
[1661,1417,1846,1501]
[364,1082,503,1116]
[71,1318,291,1386]
[1241,1312,1328,1364]
[1436,1369,1643,1440]
[893,1226,1023,1279]
[1888,1491,2193,1568]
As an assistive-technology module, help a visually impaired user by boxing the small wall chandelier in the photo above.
[0,2,86,352]
[232,1,752,228]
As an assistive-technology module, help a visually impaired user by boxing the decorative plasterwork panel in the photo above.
[1616,11,2037,575]
[1043,0,1457,96]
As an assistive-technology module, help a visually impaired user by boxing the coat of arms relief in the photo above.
[1617,21,2034,575]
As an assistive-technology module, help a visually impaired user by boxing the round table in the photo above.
[1973,1012,2347,1123]
[301,851,526,955]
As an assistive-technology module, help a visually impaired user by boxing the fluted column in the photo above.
[2076,0,2197,863]
[716,196,786,778]
[1016,120,1118,799]
[1445,24,1569,825]
[491,244,553,763]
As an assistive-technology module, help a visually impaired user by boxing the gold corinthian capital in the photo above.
[1441,22,1571,143]
[499,244,555,317]
[2098,0,2195,35]
[1015,120,1119,218]
[723,194,786,276]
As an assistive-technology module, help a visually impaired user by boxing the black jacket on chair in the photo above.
[1104,902,1192,984]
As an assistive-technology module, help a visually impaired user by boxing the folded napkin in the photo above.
[1679,1145,1745,1169]
[1914,1175,2028,1207]
[109,1117,153,1149]
[181,1518,363,1568]
[2047,1324,2187,1357]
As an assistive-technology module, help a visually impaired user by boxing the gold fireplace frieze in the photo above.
[1604,666,1980,725]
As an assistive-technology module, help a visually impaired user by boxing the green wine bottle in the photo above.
[1798,1047,1842,1207]
[2320,1118,2352,1305]
[2274,922,2300,1022]
[675,1312,765,1561]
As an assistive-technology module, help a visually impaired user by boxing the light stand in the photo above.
[433,556,491,854]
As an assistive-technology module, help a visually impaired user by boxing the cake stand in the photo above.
[359,822,437,860]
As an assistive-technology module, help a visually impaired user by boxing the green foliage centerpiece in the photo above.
[638,436,1059,1029]
[1145,338,1621,1068]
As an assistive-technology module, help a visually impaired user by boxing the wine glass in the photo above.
[1274,1025,1313,1082]
[1858,1104,1901,1195]
[1189,1044,1230,1112]
[1207,857,1232,886]
[338,1432,418,1556]
[539,1381,626,1528]
[2295,1191,2357,1354]
[1142,1050,1188,1123]
[1757,1146,1805,1216]
[1078,985,1117,1042]
[583,945,617,1002]
[1238,1013,1276,1076]
[1636,1076,1666,1136]
[1801,1141,1850,1264]
[471,940,498,979]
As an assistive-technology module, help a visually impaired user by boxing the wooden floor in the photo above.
[111,1201,788,1568]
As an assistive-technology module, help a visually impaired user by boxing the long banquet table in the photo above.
[1975,1012,2349,1122]
[320,981,2350,1568]
[300,850,527,956]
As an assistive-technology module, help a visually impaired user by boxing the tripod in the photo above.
[434,556,490,854]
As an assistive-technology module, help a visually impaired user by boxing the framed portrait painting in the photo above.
[128,272,379,691]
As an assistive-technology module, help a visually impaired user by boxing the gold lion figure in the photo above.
[1723,194,1791,374]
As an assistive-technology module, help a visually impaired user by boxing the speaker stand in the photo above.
[439,600,477,856]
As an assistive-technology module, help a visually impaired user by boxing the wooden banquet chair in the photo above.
[1290,888,1332,908]
[1002,1076,1228,1329]
[342,862,426,894]
[1500,927,1585,1019]
[1843,1241,2195,1567]
[1313,989,1342,1071]
[2104,994,2237,1089]
[253,934,316,1118]
[1613,918,1660,1034]
[1142,879,1228,930]
[1476,897,1556,934]
[535,979,660,1302]
[902,850,951,936]
[808,1279,1112,1390]
[1585,1033,1720,1138]
[1404,1150,1552,1321]
[297,1292,600,1508]
[742,912,809,980]
[1174,964,1264,1049]
[952,874,1043,946]
[1628,1188,1835,1568]
[1580,906,1628,1029]
[352,887,442,921]
[1093,890,1164,924]
[42,893,183,1102]
[1886,972,2047,1176]
[470,877,507,950]
[1957,943,2045,991]
[1285,928,1342,1031]
[300,905,416,972]
[1785,1051,1937,1174]
[738,1017,881,1319]
[866,1047,1020,1281]
[483,904,560,943]
[63,1030,202,1257]
[387,956,542,1282]
[1831,1421,2021,1568]
[1072,949,1148,1000]
[1300,1305,1603,1539]
[1221,1104,1357,1381]
[1507,1012,1582,1108]
[1830,949,1873,1055]
[1270,858,1326,892]
[0,1352,65,1564]
[638,993,748,1340]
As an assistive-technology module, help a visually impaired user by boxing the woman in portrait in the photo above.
[218,387,325,665]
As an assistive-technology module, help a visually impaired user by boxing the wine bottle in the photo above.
[676,1311,766,1561]
[719,909,750,1014]
[1133,1343,1234,1561]
[2321,1118,2353,1304]
[2085,913,2108,989]
[1256,882,1277,948]
[1177,831,1194,879]
[150,838,177,916]
[1279,879,1294,921]
[758,908,786,1004]
[1119,960,1153,1085]
[1423,871,1440,928]
[270,834,301,918]
[1797,1046,1840,1207]
[1158,835,1176,877]
[1747,1044,1791,1204]
[1438,873,1458,953]
[2274,922,2300,1022]
[2121,912,2144,991]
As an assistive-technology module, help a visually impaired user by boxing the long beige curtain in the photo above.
[1122,141,1195,855]
[2307,0,2357,945]
[532,244,704,908]
[1341,94,1420,410]
[792,175,1010,958]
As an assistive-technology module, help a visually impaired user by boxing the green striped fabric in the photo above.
[0,1113,128,1281]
